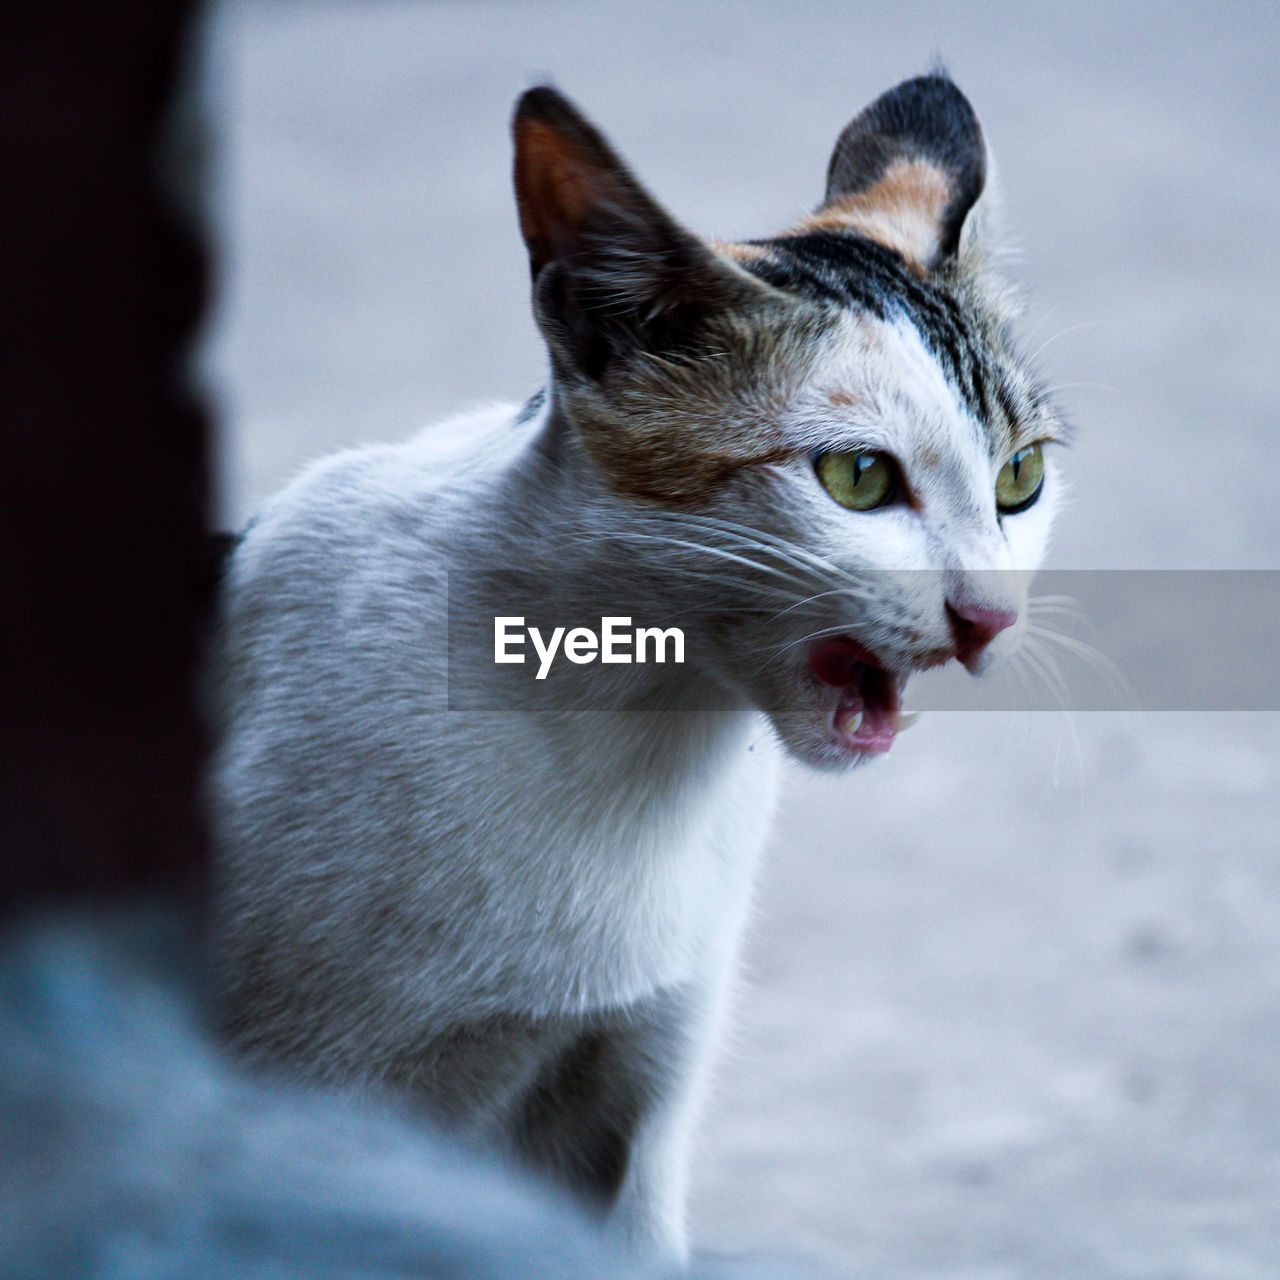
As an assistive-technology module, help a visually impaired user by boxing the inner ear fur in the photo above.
[512,86,766,380]
[811,74,986,270]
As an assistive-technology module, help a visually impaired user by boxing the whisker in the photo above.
[1026,319,1117,365]
[648,512,847,582]
[605,531,819,592]
[1019,632,1071,712]
[1040,381,1117,397]
[760,619,884,659]
[1028,594,1087,615]
[1018,304,1058,350]
[1011,635,1087,790]
[1006,645,1041,710]
[541,528,815,606]
[1025,621,1136,709]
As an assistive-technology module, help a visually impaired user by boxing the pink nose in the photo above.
[946,600,1017,669]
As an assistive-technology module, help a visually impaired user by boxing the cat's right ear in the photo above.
[512,86,761,382]
[818,74,988,270]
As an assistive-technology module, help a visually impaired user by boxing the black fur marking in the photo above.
[826,74,985,259]
[514,387,547,425]
[747,231,896,318]
[995,380,1022,431]
[745,230,1004,429]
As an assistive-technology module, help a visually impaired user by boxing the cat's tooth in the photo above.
[896,710,921,733]
[836,708,863,736]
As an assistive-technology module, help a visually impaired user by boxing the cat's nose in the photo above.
[946,600,1017,672]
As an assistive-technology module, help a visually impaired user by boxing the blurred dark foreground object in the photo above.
[0,1,211,910]
[1,904,803,1280]
[0,6,804,1277]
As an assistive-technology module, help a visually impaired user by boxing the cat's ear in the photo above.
[512,86,763,381]
[817,74,986,270]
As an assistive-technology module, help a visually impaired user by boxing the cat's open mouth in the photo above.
[808,637,918,757]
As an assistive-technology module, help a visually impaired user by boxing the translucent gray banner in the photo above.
[444,570,1280,712]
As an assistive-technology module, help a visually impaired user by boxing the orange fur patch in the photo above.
[711,240,770,265]
[795,158,953,270]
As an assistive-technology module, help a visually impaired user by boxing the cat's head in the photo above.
[511,77,1065,769]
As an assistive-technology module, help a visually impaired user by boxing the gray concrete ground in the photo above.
[207,3,1280,1275]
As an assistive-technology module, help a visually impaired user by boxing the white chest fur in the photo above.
[212,402,779,1061]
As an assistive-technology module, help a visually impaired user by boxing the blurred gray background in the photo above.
[205,2,1280,1275]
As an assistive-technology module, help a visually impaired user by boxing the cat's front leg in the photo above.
[600,982,711,1262]
[496,978,717,1263]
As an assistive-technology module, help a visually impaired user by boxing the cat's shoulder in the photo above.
[230,401,528,574]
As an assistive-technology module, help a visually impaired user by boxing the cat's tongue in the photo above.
[809,637,907,756]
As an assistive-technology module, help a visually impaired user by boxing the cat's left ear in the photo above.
[816,74,987,270]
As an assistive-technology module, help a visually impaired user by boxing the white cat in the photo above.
[211,74,1063,1260]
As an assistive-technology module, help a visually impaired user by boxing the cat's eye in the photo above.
[815,450,897,511]
[995,443,1045,515]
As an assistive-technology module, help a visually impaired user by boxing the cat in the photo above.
[210,73,1064,1262]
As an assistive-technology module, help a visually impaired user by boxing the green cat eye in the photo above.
[995,443,1045,514]
[815,450,896,511]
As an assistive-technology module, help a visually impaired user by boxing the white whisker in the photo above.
[1026,318,1117,365]
[1025,620,1136,709]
